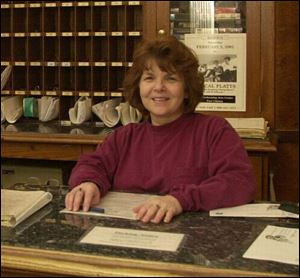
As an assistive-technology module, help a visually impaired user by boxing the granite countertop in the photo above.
[1,183,299,276]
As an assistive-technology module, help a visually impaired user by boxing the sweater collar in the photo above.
[146,113,192,134]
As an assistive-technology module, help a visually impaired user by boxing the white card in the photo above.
[80,226,185,252]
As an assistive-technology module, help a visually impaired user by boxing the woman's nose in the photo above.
[153,78,165,91]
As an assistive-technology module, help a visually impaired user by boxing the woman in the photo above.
[65,36,256,224]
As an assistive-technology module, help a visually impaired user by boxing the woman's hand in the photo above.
[133,195,183,224]
[65,182,101,212]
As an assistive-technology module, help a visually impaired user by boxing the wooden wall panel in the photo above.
[271,142,299,202]
[274,1,299,130]
[272,1,299,202]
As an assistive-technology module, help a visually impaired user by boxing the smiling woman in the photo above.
[138,60,186,126]
[124,35,204,118]
[66,35,256,224]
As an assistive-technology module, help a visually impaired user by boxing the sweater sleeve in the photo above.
[169,119,257,212]
[68,130,120,196]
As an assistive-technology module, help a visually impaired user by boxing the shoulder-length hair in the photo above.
[123,35,204,116]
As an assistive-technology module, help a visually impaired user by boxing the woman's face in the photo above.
[139,60,186,126]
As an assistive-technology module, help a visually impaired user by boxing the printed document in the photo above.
[243,225,299,265]
[209,203,299,218]
[60,191,153,220]
[80,226,184,252]
[1,189,53,227]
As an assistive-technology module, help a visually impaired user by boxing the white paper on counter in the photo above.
[243,225,299,265]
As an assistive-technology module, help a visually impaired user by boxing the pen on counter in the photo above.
[89,207,105,213]
[59,203,105,213]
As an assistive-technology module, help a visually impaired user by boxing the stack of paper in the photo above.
[60,191,152,220]
[1,189,53,227]
[209,203,299,219]
[38,96,60,122]
[1,65,12,91]
[225,117,269,139]
[92,98,122,127]
[92,99,142,127]
[116,102,143,126]
[1,96,23,124]
[69,96,92,125]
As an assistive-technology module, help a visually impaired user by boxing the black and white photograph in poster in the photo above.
[184,33,246,111]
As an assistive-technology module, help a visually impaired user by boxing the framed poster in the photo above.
[185,33,246,111]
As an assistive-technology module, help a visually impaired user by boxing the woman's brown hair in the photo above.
[123,35,204,116]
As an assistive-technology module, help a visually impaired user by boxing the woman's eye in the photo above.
[144,76,153,80]
[166,76,177,81]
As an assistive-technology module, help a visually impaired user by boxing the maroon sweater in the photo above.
[69,113,256,211]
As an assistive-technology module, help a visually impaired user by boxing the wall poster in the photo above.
[184,33,246,111]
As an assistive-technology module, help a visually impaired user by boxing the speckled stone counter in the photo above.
[1,184,299,277]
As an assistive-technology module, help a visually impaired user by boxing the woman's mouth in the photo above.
[152,97,169,102]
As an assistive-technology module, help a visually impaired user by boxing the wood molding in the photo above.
[1,245,290,277]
